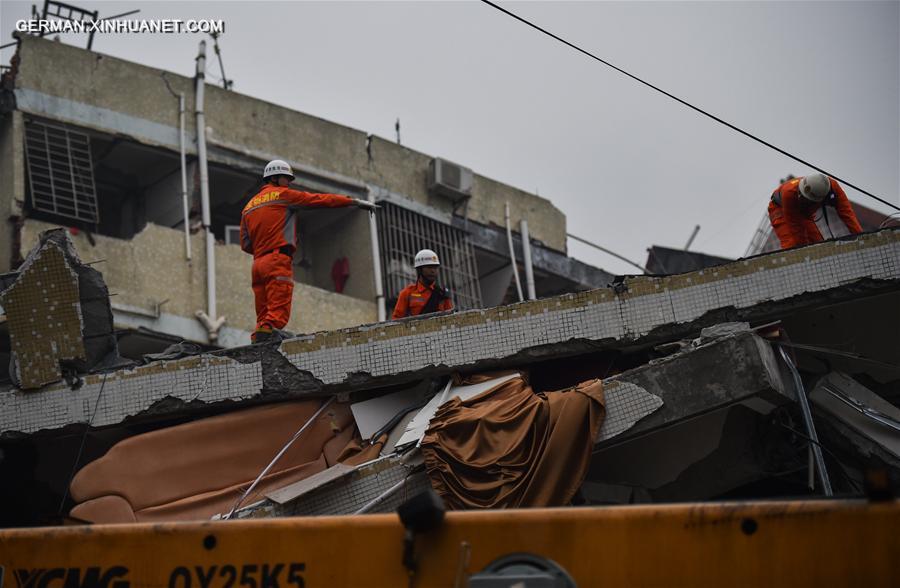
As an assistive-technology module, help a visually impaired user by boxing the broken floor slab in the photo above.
[238,330,784,518]
[1,229,897,437]
[584,330,804,503]
[276,229,899,390]
[599,329,788,445]
[235,455,432,519]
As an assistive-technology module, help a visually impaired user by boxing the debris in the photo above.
[0,228,119,390]
[810,372,900,459]
[350,380,431,441]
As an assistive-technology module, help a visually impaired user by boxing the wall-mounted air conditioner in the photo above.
[428,158,473,204]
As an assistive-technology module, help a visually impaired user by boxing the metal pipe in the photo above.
[194,40,222,342]
[520,219,536,300]
[567,232,649,274]
[505,202,524,302]
[160,74,191,261]
[178,93,191,261]
[684,224,700,250]
[368,187,386,321]
[354,476,408,515]
[225,397,335,519]
[438,218,453,300]
[777,345,833,496]
[822,384,900,433]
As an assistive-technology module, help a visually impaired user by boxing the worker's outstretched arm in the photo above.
[281,188,356,209]
[281,189,379,212]
[832,184,863,234]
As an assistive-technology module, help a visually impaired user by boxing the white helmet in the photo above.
[798,173,831,202]
[263,159,294,180]
[414,249,440,268]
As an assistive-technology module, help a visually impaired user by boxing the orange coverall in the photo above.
[391,280,453,319]
[768,177,862,249]
[240,185,354,334]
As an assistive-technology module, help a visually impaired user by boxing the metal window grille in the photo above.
[378,202,482,311]
[24,119,100,224]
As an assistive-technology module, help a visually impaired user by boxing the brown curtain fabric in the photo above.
[69,401,384,524]
[421,373,605,509]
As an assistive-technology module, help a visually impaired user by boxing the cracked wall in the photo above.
[22,219,376,338]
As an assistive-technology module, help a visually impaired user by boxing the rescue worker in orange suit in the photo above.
[768,173,862,250]
[241,159,378,343]
[392,249,453,319]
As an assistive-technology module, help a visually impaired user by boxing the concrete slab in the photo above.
[1,229,897,437]
[599,330,788,446]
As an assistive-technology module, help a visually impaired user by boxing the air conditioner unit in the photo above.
[428,158,473,204]
[224,225,241,246]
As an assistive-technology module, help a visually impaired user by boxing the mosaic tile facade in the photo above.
[0,355,262,434]
[279,230,900,384]
[1,230,897,436]
[596,381,664,442]
[259,460,430,518]
[0,244,86,389]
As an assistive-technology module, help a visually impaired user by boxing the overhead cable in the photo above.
[567,233,648,274]
[479,0,899,213]
[58,373,109,517]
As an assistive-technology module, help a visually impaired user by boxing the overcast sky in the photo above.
[2,0,898,275]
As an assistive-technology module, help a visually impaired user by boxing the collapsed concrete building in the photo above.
[0,27,898,530]
[0,33,610,355]
[0,225,897,526]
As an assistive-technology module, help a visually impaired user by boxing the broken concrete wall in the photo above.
[0,229,118,389]
[599,330,787,444]
[22,219,376,342]
[2,229,896,437]
[21,220,207,326]
[11,35,567,251]
[0,354,263,436]
[585,332,801,502]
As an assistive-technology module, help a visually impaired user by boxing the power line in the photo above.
[479,0,899,213]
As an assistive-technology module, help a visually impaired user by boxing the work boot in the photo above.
[252,328,274,344]
[252,329,294,345]
[266,329,294,343]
